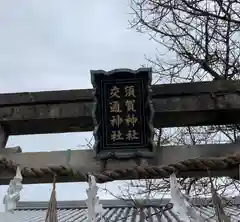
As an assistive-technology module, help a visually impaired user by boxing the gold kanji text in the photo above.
[110,86,120,98]
[110,115,123,127]
[110,101,122,113]
[125,100,136,112]
[125,85,136,97]
[111,130,124,141]
[125,114,138,126]
[126,130,139,140]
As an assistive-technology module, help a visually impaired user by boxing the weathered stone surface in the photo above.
[0,143,239,184]
[0,80,239,135]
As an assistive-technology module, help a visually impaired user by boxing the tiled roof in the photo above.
[11,198,240,221]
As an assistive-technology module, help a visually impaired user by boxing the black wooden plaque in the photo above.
[91,68,154,159]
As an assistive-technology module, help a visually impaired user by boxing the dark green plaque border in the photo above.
[91,68,154,160]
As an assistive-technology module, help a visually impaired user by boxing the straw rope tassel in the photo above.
[45,174,58,222]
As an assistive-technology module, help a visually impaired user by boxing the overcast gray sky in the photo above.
[0,0,158,209]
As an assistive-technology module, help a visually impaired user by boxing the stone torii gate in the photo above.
[0,70,240,184]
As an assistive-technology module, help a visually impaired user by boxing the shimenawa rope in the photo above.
[0,153,239,183]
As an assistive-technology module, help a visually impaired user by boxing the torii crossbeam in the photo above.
[0,80,239,136]
[0,79,239,184]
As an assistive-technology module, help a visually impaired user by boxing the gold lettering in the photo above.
[125,85,136,97]
[110,86,120,98]
[126,130,139,140]
[125,114,138,126]
[111,130,124,141]
[110,101,122,113]
[110,115,123,127]
[125,100,136,112]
